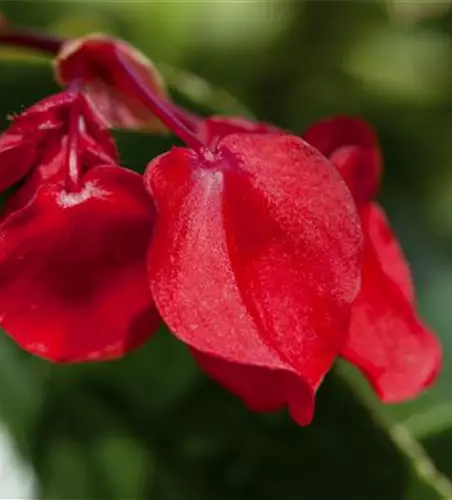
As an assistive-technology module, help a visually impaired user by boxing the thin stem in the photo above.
[0,24,212,154]
[115,49,210,154]
[168,103,203,132]
[65,92,82,191]
[0,29,63,54]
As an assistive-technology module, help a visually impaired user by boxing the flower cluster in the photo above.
[0,32,441,425]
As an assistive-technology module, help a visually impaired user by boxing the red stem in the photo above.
[168,103,203,132]
[114,49,210,154]
[65,91,82,191]
[0,29,63,54]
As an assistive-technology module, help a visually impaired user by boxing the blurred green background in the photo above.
[1,1,452,498]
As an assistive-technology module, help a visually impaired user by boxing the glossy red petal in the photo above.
[193,350,314,424]
[197,116,280,149]
[0,132,37,192]
[304,116,382,204]
[0,165,159,362]
[55,34,168,132]
[0,90,117,196]
[15,90,75,126]
[17,91,118,163]
[366,202,414,304]
[341,204,441,401]
[145,133,362,423]
[1,143,67,218]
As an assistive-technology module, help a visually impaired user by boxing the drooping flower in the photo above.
[54,34,169,132]
[144,132,362,425]
[304,116,441,401]
[0,90,159,362]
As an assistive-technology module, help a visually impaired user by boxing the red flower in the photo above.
[144,132,362,425]
[55,34,169,132]
[304,116,441,401]
[0,90,159,362]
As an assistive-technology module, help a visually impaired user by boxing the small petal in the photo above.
[193,350,314,425]
[0,165,159,362]
[145,133,362,423]
[0,133,37,192]
[304,116,381,204]
[197,116,279,149]
[55,34,168,132]
[17,90,118,162]
[0,90,117,196]
[365,202,414,303]
[341,204,441,401]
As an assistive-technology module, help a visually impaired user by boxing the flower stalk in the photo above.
[113,50,209,154]
[0,27,63,54]
[0,24,208,153]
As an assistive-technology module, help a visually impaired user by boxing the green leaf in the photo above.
[141,367,452,500]
[396,403,452,482]
[29,357,452,500]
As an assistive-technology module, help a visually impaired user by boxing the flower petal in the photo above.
[197,116,279,149]
[0,165,159,362]
[0,132,37,192]
[365,202,414,303]
[193,350,314,425]
[55,34,168,132]
[0,90,117,196]
[145,133,362,422]
[341,204,441,401]
[304,116,381,204]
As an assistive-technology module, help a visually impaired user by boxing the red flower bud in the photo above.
[0,91,159,362]
[305,116,441,401]
[55,34,169,132]
[144,133,362,425]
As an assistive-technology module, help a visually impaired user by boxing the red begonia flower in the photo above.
[55,34,169,132]
[0,90,159,362]
[144,133,362,425]
[304,116,441,401]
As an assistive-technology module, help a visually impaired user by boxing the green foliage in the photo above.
[2,326,451,499]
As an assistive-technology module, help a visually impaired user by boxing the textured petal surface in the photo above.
[55,34,168,132]
[145,133,362,423]
[0,165,159,362]
[304,116,382,203]
[341,204,441,401]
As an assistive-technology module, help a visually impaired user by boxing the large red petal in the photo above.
[341,204,441,401]
[145,144,314,425]
[304,116,382,204]
[0,165,159,362]
[220,134,362,387]
[145,133,362,423]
